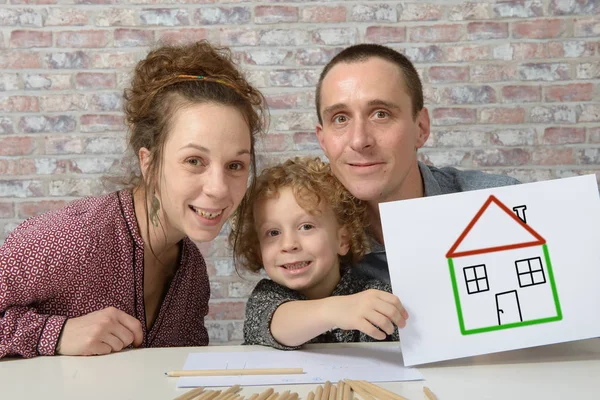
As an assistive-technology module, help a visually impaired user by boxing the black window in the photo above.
[463,264,489,295]
[515,257,546,287]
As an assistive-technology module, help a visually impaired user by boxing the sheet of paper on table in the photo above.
[380,174,600,366]
[177,346,423,387]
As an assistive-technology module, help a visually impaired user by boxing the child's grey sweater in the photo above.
[243,266,400,350]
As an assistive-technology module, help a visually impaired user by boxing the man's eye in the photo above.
[375,111,388,118]
[333,115,348,124]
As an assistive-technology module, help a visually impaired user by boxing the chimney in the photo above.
[513,205,527,224]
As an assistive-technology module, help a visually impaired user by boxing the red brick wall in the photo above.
[1,0,599,343]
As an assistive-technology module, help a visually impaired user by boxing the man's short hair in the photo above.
[316,43,424,124]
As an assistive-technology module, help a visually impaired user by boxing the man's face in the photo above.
[316,57,430,205]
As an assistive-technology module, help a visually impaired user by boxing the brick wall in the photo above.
[0,0,599,344]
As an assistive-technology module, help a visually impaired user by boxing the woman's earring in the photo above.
[150,194,160,227]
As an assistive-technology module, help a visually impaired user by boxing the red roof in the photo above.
[446,195,546,258]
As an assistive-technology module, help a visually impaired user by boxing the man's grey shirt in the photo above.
[356,162,521,284]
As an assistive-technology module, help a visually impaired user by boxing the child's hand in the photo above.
[326,289,408,340]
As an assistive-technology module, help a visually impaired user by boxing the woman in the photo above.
[0,41,266,358]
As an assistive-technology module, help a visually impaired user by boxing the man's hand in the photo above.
[325,289,408,340]
[56,307,144,356]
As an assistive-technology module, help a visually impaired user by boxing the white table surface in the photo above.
[1,338,599,400]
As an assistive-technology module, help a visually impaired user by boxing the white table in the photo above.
[1,339,599,400]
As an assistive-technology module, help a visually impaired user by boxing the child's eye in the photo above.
[266,229,280,237]
[300,224,314,231]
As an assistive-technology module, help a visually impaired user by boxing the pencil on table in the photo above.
[336,381,344,400]
[173,387,205,400]
[356,380,409,400]
[248,394,259,400]
[277,390,291,400]
[166,368,304,377]
[196,390,214,400]
[255,388,275,400]
[343,380,375,400]
[423,387,437,400]
[199,390,222,400]
[342,381,352,400]
[288,392,299,400]
[266,391,279,400]
[315,385,324,400]
[322,381,332,400]
[214,385,241,400]
[219,393,239,400]
[306,391,315,400]
[328,384,337,400]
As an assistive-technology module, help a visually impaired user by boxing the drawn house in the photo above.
[446,195,562,335]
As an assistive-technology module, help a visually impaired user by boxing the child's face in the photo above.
[254,186,350,299]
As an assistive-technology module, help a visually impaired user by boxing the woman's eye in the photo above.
[187,158,204,167]
[229,162,244,171]
[300,224,314,231]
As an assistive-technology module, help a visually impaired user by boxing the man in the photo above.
[315,44,519,284]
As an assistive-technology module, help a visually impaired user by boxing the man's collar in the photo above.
[418,161,442,197]
[366,162,435,254]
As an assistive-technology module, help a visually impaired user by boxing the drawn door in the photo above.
[495,290,523,325]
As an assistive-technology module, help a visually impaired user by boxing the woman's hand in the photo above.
[56,307,144,356]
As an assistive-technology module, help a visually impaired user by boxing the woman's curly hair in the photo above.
[121,40,267,256]
[230,157,370,273]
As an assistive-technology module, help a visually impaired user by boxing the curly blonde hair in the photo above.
[230,157,370,273]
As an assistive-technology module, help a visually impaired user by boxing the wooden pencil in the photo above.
[278,390,291,400]
[173,387,205,400]
[166,368,304,377]
[315,385,324,400]
[200,390,222,400]
[343,380,375,400]
[423,386,437,400]
[288,392,299,400]
[255,388,275,400]
[342,381,352,400]
[322,381,332,400]
[214,385,241,400]
[336,381,344,400]
[220,393,238,400]
[328,385,337,400]
[266,392,279,400]
[306,391,315,400]
[195,390,214,400]
[248,394,259,400]
[356,381,409,400]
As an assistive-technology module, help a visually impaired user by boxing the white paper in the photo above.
[176,346,423,387]
[380,174,600,366]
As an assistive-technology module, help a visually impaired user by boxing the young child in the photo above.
[231,157,408,350]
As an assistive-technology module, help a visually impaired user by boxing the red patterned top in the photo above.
[0,190,210,358]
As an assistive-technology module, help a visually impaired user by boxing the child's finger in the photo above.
[366,311,395,336]
[377,292,409,321]
[357,319,387,341]
[372,300,406,329]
